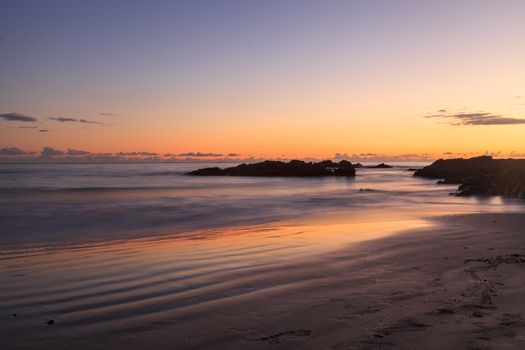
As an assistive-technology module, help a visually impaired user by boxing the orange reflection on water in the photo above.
[1,214,430,298]
[0,216,430,344]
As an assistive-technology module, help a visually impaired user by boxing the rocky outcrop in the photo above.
[370,163,393,169]
[354,163,393,169]
[187,160,356,177]
[414,156,525,198]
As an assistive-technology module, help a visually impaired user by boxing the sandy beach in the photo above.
[2,212,524,350]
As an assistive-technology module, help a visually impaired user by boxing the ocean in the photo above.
[1,162,523,249]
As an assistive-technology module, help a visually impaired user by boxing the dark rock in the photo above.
[414,156,525,198]
[436,178,463,185]
[356,163,393,169]
[318,160,338,167]
[186,167,225,176]
[456,175,494,196]
[187,160,356,177]
[370,163,393,169]
[338,160,354,168]
[414,156,494,180]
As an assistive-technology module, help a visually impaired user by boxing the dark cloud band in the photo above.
[425,112,525,126]
[49,117,102,125]
[0,113,38,122]
[179,152,223,157]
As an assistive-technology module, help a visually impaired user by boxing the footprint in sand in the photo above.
[375,318,432,336]
[259,329,313,344]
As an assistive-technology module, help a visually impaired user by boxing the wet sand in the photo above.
[1,213,525,349]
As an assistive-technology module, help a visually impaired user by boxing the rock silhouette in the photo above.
[370,163,392,169]
[414,156,525,198]
[188,160,356,177]
[354,163,392,169]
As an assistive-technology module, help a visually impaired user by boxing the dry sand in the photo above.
[2,213,525,349]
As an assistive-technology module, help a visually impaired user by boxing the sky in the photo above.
[1,0,525,161]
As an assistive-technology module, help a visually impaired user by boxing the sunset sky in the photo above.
[1,0,525,160]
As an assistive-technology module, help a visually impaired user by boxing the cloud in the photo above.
[350,153,434,162]
[100,112,117,116]
[351,153,381,158]
[117,151,159,156]
[39,129,50,132]
[49,117,102,125]
[0,147,31,155]
[79,118,101,124]
[510,151,525,157]
[333,152,350,160]
[19,126,38,129]
[227,152,241,157]
[424,112,525,126]
[178,152,223,157]
[49,117,76,122]
[438,109,447,113]
[67,148,91,156]
[0,112,38,122]
[41,147,64,156]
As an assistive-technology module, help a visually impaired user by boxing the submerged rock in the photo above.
[414,156,525,198]
[187,160,356,177]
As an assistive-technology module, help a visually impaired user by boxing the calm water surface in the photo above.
[1,162,522,247]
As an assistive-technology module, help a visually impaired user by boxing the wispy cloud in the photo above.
[424,112,525,126]
[350,153,434,162]
[49,117,102,125]
[0,112,38,122]
[117,151,159,156]
[227,152,241,157]
[39,129,50,132]
[334,152,351,160]
[67,148,91,156]
[0,147,32,155]
[178,152,223,157]
[41,147,64,156]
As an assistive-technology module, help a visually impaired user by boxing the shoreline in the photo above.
[2,212,525,349]
[161,212,525,350]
